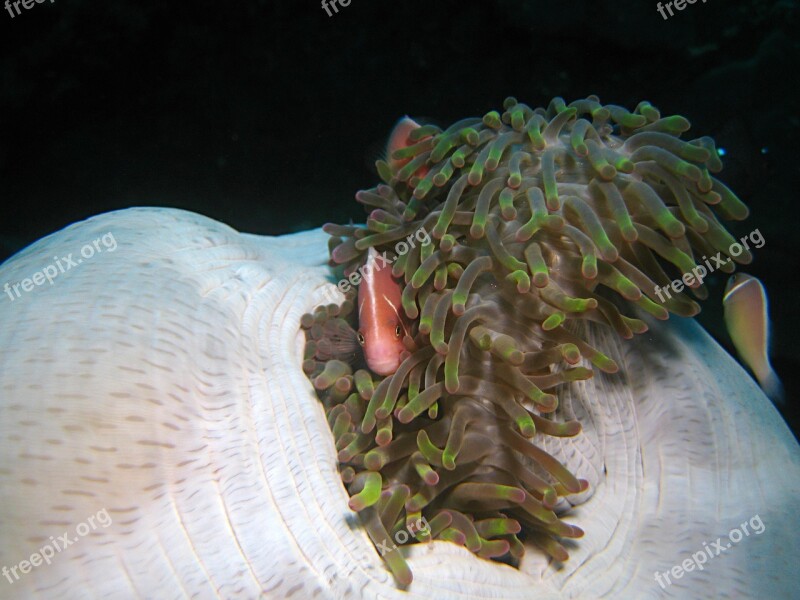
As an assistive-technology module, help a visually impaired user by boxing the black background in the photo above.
[1,0,798,435]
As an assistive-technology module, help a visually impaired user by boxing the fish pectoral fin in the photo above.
[320,318,362,360]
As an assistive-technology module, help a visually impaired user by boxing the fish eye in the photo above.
[357,332,365,346]
[395,325,403,338]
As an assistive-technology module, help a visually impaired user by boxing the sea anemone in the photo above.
[301,95,750,586]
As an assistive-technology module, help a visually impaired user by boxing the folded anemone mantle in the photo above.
[0,103,798,600]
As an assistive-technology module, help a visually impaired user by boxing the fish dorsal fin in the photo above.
[386,117,422,167]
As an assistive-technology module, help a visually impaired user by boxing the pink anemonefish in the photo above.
[352,117,432,375]
[356,247,410,376]
[723,273,784,406]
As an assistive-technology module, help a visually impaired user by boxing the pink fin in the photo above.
[317,318,361,364]
[386,116,423,167]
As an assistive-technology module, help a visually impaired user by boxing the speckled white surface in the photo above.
[0,208,797,599]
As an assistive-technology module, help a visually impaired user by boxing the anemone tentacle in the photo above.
[304,96,750,586]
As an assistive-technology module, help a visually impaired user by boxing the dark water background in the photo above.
[1,0,798,437]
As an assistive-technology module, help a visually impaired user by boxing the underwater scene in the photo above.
[1,1,798,598]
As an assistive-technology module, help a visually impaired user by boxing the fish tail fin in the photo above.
[759,368,785,407]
